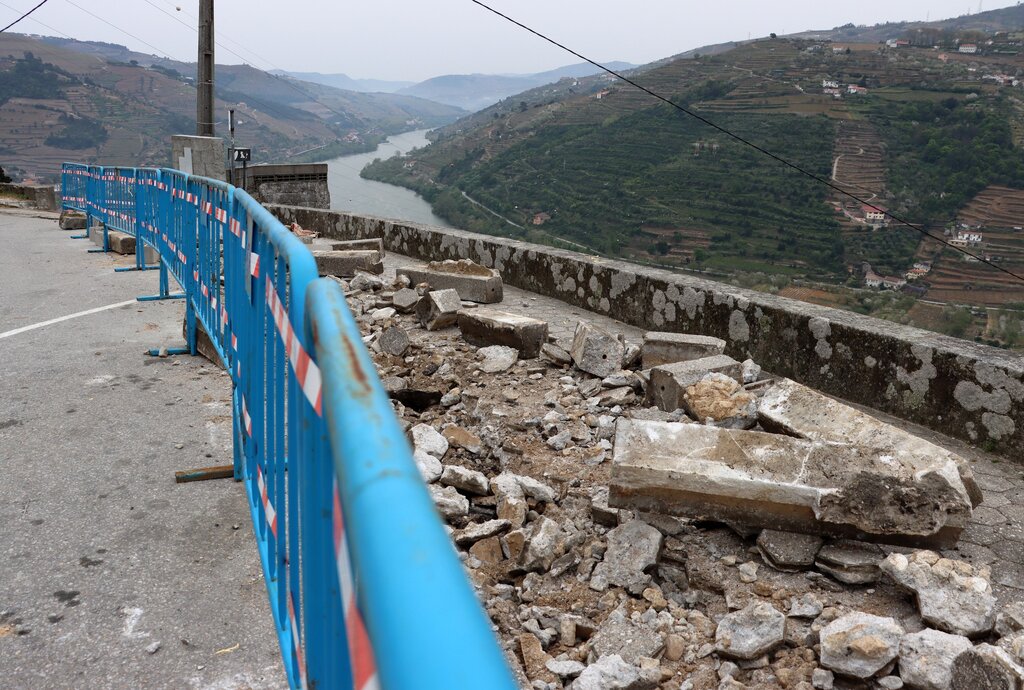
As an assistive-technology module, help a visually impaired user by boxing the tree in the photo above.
[0,166,11,183]
[770,33,777,39]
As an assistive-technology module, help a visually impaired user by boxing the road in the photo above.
[0,211,284,689]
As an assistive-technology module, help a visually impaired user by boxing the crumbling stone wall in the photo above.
[269,204,1024,460]
[0,182,58,210]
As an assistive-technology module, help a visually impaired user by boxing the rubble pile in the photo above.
[337,262,1022,690]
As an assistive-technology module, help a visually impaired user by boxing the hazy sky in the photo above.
[6,0,1021,81]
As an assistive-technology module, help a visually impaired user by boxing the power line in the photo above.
[469,0,1024,286]
[61,0,185,61]
[0,0,48,33]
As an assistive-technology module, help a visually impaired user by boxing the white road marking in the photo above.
[0,299,136,341]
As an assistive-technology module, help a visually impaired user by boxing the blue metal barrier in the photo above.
[60,162,516,690]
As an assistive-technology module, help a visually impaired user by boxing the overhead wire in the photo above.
[469,0,1024,285]
[0,0,48,33]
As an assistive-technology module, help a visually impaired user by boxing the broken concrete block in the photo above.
[880,551,997,638]
[312,250,383,277]
[398,259,503,303]
[756,529,823,572]
[950,644,1024,690]
[541,342,572,366]
[457,308,548,358]
[378,326,410,357]
[392,288,420,314]
[589,519,662,591]
[330,237,385,257]
[714,602,786,660]
[683,372,757,428]
[571,321,625,378]
[89,226,159,262]
[478,345,518,373]
[759,378,983,508]
[416,288,461,330]
[608,419,973,548]
[641,332,726,369]
[899,628,973,690]
[440,465,489,496]
[59,209,86,230]
[349,271,384,292]
[819,612,903,679]
[646,355,742,412]
[815,541,883,584]
[428,484,468,520]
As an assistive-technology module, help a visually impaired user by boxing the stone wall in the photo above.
[238,164,330,209]
[270,204,1024,460]
[0,182,58,210]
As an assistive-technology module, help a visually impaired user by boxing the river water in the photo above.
[324,129,449,227]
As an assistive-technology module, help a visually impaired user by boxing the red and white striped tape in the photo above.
[288,593,309,690]
[265,278,322,415]
[333,481,379,690]
[257,464,278,537]
[249,252,260,278]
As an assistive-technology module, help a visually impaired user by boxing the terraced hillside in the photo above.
[0,33,463,180]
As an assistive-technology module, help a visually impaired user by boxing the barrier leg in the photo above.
[87,224,110,253]
[70,212,92,240]
[233,389,243,481]
[138,262,185,302]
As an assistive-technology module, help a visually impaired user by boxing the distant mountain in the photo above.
[397,61,636,111]
[0,33,463,180]
[271,70,414,94]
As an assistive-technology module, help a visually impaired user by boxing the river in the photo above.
[324,129,450,227]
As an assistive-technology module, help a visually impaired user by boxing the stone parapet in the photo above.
[268,204,1024,460]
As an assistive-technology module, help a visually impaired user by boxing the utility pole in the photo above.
[197,0,214,137]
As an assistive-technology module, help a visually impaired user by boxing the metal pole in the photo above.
[197,0,214,137]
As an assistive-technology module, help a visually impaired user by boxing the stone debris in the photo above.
[541,342,572,365]
[392,287,420,313]
[646,355,742,412]
[899,628,973,690]
[757,529,824,572]
[477,345,519,373]
[399,260,503,303]
[58,209,87,230]
[819,612,904,679]
[378,326,410,357]
[881,551,997,638]
[589,520,662,592]
[349,270,383,292]
[640,332,726,369]
[457,308,548,358]
[758,377,983,508]
[815,541,883,585]
[413,449,442,483]
[714,602,786,660]
[338,276,1019,690]
[330,237,384,256]
[440,465,489,496]
[609,419,972,547]
[950,643,1024,690]
[410,423,448,459]
[312,249,383,277]
[429,484,469,519]
[571,321,625,378]
[571,654,659,690]
[682,372,757,429]
[416,288,463,330]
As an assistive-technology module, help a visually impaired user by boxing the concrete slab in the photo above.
[0,212,283,687]
[457,308,548,358]
[398,260,503,303]
[311,249,383,277]
[759,378,984,508]
[608,418,973,548]
[646,355,741,411]
[88,226,159,263]
[641,332,726,369]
